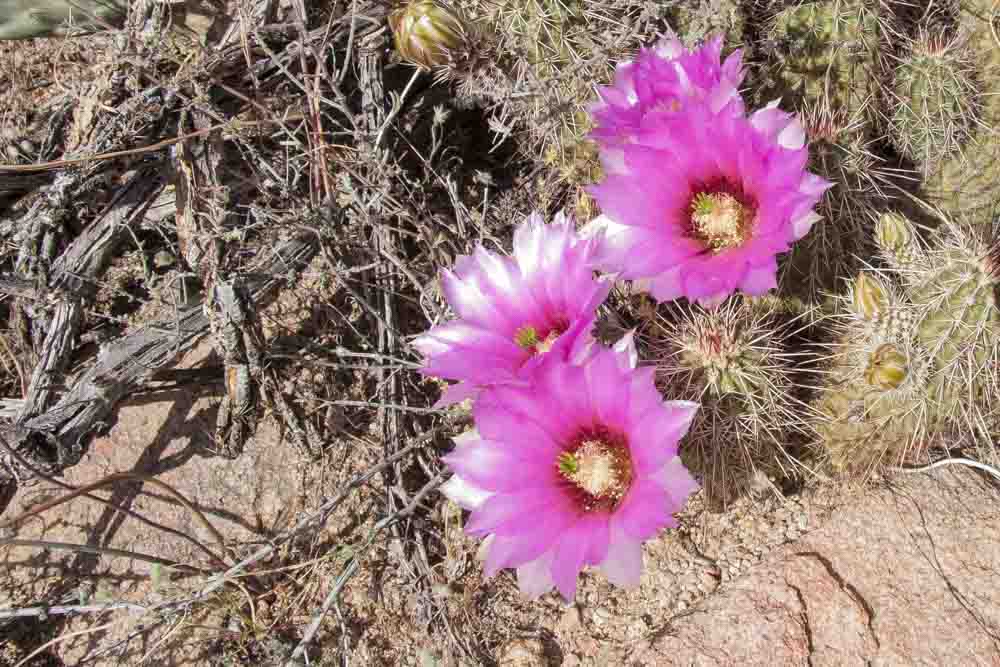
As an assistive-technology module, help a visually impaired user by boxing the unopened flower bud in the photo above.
[851,273,887,320]
[876,212,922,269]
[864,343,908,390]
[389,0,469,70]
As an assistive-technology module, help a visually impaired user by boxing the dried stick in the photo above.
[0,601,147,620]
[0,538,211,573]
[14,232,321,469]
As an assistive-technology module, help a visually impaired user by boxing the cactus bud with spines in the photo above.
[876,211,925,274]
[814,210,1000,475]
[887,29,979,172]
[389,0,472,71]
[641,298,810,508]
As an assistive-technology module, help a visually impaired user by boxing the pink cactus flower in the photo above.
[414,211,610,407]
[439,336,699,600]
[589,33,746,150]
[585,97,832,308]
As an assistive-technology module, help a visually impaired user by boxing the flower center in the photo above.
[688,191,753,252]
[514,323,565,355]
[557,434,633,511]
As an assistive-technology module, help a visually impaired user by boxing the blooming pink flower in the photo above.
[439,336,699,600]
[585,98,832,308]
[415,211,610,406]
[589,33,746,150]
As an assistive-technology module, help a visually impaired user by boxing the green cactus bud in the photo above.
[815,214,1000,478]
[389,0,470,70]
[851,272,888,320]
[0,0,125,40]
[876,211,924,271]
[864,343,909,390]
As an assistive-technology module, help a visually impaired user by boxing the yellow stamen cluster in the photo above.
[689,192,752,252]
[558,440,631,504]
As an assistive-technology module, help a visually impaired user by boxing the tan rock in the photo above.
[626,470,1000,665]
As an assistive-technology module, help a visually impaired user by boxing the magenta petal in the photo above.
[616,478,674,541]
[473,401,562,458]
[585,348,630,432]
[442,439,556,492]
[440,474,491,511]
[655,455,700,509]
[550,522,591,601]
[517,550,556,599]
[466,487,575,537]
[483,506,579,575]
[583,512,612,566]
[600,515,643,587]
[630,400,700,474]
[739,261,779,295]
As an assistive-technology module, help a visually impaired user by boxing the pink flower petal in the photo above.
[600,515,643,587]
[442,439,558,492]
[440,474,492,511]
[630,400,699,474]
[517,550,556,599]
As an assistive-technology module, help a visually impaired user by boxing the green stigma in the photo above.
[691,192,717,218]
[515,326,540,350]
[557,452,579,476]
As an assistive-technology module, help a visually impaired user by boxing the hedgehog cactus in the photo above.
[489,0,630,187]
[763,0,889,117]
[815,211,1000,475]
[887,29,979,172]
[668,0,744,48]
[921,0,1000,221]
[779,102,889,299]
[642,298,806,507]
[0,0,125,39]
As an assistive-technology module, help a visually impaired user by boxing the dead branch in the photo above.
[8,227,324,476]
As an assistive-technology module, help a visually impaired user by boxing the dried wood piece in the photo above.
[209,279,262,458]
[209,277,321,459]
[10,232,321,474]
[173,107,231,278]
[14,169,167,425]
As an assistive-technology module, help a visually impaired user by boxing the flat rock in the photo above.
[625,469,1000,665]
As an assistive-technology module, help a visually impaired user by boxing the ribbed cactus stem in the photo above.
[888,30,979,171]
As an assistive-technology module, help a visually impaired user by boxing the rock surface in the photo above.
[624,469,1000,666]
